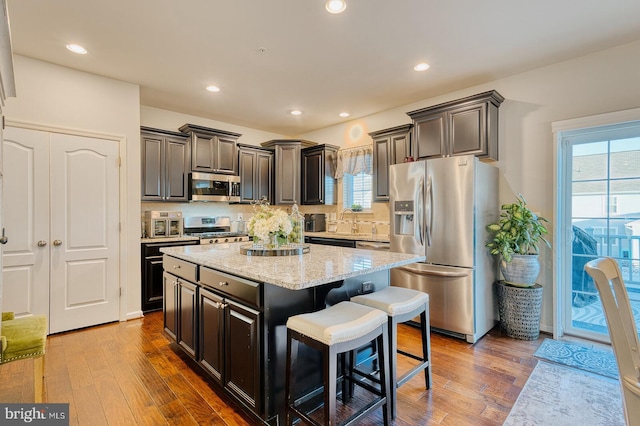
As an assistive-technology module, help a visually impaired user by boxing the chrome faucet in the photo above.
[341,208,358,234]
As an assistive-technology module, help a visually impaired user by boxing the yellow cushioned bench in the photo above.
[1,312,48,402]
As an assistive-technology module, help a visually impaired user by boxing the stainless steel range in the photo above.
[184,216,250,245]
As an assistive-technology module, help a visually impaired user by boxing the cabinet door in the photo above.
[373,136,390,201]
[238,150,257,203]
[141,134,164,201]
[302,149,323,204]
[414,113,446,159]
[199,287,224,384]
[178,279,198,359]
[216,136,238,174]
[165,137,189,201]
[163,271,178,341]
[275,144,300,205]
[449,103,486,157]
[143,256,164,312]
[390,132,410,165]
[225,299,260,411]
[191,133,216,172]
[256,151,273,203]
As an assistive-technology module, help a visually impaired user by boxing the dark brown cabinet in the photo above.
[178,279,198,359]
[301,144,338,205]
[370,124,412,201]
[142,240,197,313]
[141,127,189,201]
[225,299,260,411]
[238,144,273,204]
[261,139,317,205]
[199,287,224,382]
[179,123,241,175]
[163,271,178,341]
[407,90,504,161]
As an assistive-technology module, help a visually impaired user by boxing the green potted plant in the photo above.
[486,193,551,287]
[351,204,363,212]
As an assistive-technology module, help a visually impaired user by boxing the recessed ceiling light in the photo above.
[290,110,302,116]
[339,112,350,118]
[413,62,430,72]
[325,0,346,14]
[206,85,221,92]
[66,44,87,55]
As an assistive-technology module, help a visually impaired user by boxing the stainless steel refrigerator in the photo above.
[389,155,498,343]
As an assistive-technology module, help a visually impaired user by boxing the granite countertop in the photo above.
[141,236,200,244]
[161,243,423,290]
[305,231,390,243]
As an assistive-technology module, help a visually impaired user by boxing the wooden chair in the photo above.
[584,257,640,425]
[0,312,48,402]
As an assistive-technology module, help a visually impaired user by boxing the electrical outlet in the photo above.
[237,213,243,221]
[361,281,373,294]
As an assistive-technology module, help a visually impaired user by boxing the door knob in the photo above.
[53,240,63,246]
[0,228,7,245]
[37,240,47,247]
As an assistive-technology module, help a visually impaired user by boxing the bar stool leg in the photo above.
[325,345,338,425]
[379,327,392,425]
[285,329,298,425]
[388,317,398,419]
[420,307,432,389]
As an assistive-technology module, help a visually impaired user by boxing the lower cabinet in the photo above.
[199,286,260,411]
[163,271,198,359]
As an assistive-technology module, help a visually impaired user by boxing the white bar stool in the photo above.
[285,301,392,426]
[351,286,431,418]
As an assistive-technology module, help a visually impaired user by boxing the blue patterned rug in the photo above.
[504,361,624,425]
[534,338,618,379]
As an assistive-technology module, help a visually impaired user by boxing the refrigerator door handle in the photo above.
[426,175,433,246]
[396,265,470,278]
[418,177,425,246]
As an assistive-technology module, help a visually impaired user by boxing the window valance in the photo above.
[334,145,373,179]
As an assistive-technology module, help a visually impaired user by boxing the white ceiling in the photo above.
[6,0,640,136]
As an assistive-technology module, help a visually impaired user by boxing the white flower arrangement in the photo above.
[247,202,293,246]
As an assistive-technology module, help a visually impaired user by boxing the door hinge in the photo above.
[119,222,121,232]
[116,157,121,166]
[119,287,122,296]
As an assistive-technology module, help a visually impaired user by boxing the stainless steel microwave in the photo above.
[188,172,241,202]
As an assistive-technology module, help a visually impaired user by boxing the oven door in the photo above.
[189,172,241,202]
[150,218,169,238]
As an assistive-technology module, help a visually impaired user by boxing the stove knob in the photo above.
[224,238,230,242]
[208,239,214,244]
[213,239,219,244]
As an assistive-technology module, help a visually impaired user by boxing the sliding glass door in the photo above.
[560,122,640,340]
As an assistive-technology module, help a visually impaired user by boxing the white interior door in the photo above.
[2,127,120,333]
[1,127,50,318]
[49,133,120,333]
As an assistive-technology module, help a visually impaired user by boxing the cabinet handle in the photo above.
[37,240,47,247]
[173,264,181,269]
[219,281,228,287]
[53,240,63,246]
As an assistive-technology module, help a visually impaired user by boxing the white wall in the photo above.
[297,39,640,332]
[4,55,143,320]
[141,106,285,146]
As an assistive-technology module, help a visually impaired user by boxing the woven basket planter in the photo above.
[496,281,543,340]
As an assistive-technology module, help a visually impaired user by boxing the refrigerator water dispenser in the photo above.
[393,200,415,235]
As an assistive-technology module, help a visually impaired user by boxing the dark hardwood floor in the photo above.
[0,311,544,425]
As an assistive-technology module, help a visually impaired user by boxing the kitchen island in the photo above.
[161,242,423,425]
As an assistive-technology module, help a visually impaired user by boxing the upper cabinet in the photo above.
[407,90,504,161]
[141,127,189,202]
[301,144,338,205]
[238,144,273,204]
[261,139,317,205]
[179,123,241,175]
[370,124,412,201]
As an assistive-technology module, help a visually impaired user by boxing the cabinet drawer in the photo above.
[200,267,261,308]
[163,255,198,282]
